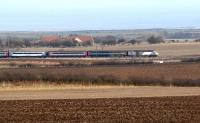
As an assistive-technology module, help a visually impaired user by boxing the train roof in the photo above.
[9,51,46,52]
[128,50,156,52]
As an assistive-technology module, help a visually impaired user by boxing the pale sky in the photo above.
[0,0,199,31]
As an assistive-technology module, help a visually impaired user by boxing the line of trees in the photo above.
[0,35,166,49]
[94,35,141,45]
[0,37,93,48]
[37,40,93,47]
[37,40,78,47]
[0,37,32,48]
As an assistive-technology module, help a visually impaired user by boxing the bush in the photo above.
[94,35,117,45]
[195,39,200,42]
[37,40,77,47]
[128,39,139,44]
[147,36,164,44]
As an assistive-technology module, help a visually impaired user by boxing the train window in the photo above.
[12,53,44,54]
[51,52,84,54]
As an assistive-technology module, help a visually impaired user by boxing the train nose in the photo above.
[154,51,159,56]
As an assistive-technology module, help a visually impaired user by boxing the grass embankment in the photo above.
[0,58,157,68]
[0,63,199,88]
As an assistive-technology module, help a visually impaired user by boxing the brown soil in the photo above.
[0,96,199,123]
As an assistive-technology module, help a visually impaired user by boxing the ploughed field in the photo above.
[0,62,200,86]
[0,96,199,123]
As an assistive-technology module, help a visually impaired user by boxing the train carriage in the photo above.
[9,52,47,58]
[0,51,9,58]
[48,51,87,57]
[88,51,126,57]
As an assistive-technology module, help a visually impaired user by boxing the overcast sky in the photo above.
[0,0,199,31]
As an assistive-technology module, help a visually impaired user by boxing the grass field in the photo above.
[0,62,200,87]
[0,96,199,123]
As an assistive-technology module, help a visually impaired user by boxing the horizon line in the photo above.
[0,27,200,32]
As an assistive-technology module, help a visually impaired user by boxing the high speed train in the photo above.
[0,50,159,58]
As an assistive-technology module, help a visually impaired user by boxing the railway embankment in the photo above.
[0,56,188,68]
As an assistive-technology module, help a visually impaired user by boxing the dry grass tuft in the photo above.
[0,81,133,91]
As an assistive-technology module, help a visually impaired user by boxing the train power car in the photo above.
[48,51,87,57]
[9,52,47,58]
[138,50,159,57]
[88,51,126,57]
[127,50,159,57]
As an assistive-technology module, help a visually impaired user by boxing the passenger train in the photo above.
[0,50,159,58]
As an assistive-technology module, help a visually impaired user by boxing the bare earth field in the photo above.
[20,43,200,57]
[0,86,199,100]
[0,96,199,123]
